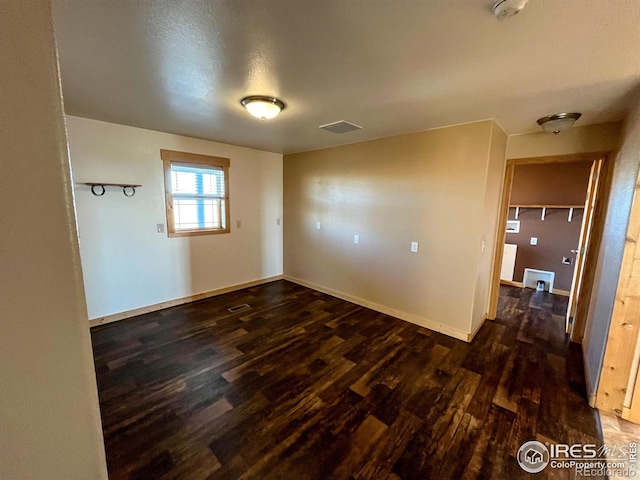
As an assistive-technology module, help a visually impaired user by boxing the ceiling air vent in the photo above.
[319,120,363,134]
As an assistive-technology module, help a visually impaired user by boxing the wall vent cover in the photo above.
[228,304,251,312]
[319,120,363,134]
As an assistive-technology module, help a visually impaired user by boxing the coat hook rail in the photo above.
[509,204,584,223]
[79,183,142,197]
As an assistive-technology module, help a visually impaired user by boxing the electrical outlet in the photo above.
[316,221,321,230]
[236,220,242,228]
[530,237,538,246]
[354,234,359,244]
[156,223,165,234]
[411,242,419,253]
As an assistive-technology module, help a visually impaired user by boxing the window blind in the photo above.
[170,163,225,197]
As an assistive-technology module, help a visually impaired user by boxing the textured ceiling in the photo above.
[53,0,640,154]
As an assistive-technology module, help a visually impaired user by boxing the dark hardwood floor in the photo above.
[91,281,603,479]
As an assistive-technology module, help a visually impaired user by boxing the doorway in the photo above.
[488,152,613,342]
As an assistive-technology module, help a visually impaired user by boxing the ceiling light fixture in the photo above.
[240,96,286,120]
[492,0,529,20]
[536,113,582,135]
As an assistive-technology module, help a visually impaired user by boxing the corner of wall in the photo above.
[283,122,504,339]
[469,120,508,335]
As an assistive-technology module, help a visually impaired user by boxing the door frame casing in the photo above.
[488,152,613,343]
[565,159,602,334]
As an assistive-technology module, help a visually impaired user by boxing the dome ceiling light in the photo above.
[536,112,582,135]
[240,96,286,120]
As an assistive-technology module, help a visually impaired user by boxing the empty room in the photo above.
[3,1,640,479]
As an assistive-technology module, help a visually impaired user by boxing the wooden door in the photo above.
[565,160,602,334]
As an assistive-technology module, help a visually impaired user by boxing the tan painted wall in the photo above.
[472,122,508,331]
[0,2,108,479]
[506,121,622,159]
[284,120,506,339]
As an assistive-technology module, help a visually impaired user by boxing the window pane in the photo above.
[171,164,224,197]
[173,197,223,230]
[163,155,229,235]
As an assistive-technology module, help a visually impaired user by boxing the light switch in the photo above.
[276,218,281,226]
[236,220,242,228]
[354,234,359,244]
[316,221,321,230]
[411,242,419,253]
[156,223,165,233]
[530,237,538,246]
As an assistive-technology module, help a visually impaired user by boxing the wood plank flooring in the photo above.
[91,281,603,479]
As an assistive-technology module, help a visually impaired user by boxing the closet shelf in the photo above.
[78,182,142,197]
[509,204,584,209]
[509,204,584,222]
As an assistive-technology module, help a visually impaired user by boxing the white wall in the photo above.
[0,2,107,479]
[67,116,283,320]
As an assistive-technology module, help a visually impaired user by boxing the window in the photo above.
[161,149,230,236]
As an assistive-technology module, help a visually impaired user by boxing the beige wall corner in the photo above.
[471,121,508,332]
[0,2,108,479]
[284,120,497,337]
[506,121,622,159]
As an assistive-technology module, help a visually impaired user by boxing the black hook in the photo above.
[91,185,106,196]
[123,186,136,197]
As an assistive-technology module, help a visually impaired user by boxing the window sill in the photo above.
[168,228,230,237]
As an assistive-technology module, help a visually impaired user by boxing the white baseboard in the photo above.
[89,275,284,328]
[283,275,475,342]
